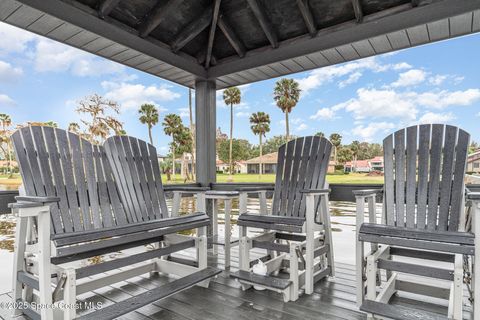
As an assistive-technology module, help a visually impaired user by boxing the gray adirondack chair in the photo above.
[10,126,219,320]
[355,124,480,320]
[231,136,335,302]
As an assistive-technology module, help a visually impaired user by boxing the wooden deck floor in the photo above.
[0,247,473,320]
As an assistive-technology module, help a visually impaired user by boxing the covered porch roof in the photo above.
[1,0,480,185]
[1,0,479,89]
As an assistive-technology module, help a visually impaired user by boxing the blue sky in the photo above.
[1,22,479,155]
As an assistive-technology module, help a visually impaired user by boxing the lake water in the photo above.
[0,196,367,294]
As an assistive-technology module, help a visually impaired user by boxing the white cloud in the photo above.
[34,39,124,76]
[0,23,37,54]
[236,111,250,118]
[178,107,190,118]
[391,69,426,87]
[415,89,480,109]
[0,60,22,82]
[0,94,16,107]
[297,57,413,94]
[102,81,180,109]
[337,88,418,121]
[392,62,412,70]
[428,75,447,86]
[351,122,395,142]
[310,107,336,120]
[295,123,308,132]
[338,72,362,88]
[417,112,455,124]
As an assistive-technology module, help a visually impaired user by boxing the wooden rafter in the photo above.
[138,0,183,38]
[412,0,421,7]
[296,0,317,37]
[245,0,278,48]
[197,51,217,66]
[218,15,246,58]
[97,0,121,19]
[171,6,214,53]
[351,0,364,23]
[205,0,222,67]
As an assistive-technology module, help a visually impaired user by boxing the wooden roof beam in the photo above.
[245,0,278,48]
[296,0,317,37]
[412,0,421,7]
[351,0,363,23]
[171,6,213,53]
[205,0,222,67]
[138,0,183,38]
[97,0,121,19]
[218,15,246,58]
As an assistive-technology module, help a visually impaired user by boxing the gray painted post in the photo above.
[195,79,216,186]
[195,79,216,240]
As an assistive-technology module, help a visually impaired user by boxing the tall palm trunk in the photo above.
[285,111,290,141]
[188,88,195,180]
[7,140,12,177]
[259,134,263,178]
[172,139,176,182]
[148,124,153,145]
[229,103,234,180]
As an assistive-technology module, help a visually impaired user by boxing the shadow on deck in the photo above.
[0,247,473,320]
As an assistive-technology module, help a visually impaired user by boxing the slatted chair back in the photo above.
[104,135,169,221]
[383,124,470,231]
[271,136,332,218]
[11,126,128,234]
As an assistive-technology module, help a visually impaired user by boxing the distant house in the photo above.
[369,156,384,171]
[344,160,371,173]
[246,152,335,174]
[157,154,168,163]
[216,159,247,174]
[344,156,384,173]
[246,152,278,174]
[467,151,480,173]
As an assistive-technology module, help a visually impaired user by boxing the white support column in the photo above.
[356,196,365,307]
[305,194,315,295]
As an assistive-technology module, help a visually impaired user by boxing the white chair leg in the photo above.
[224,199,232,269]
[37,209,54,319]
[356,196,366,307]
[171,192,181,217]
[63,269,76,320]
[322,195,335,277]
[289,243,299,301]
[366,255,377,301]
[12,215,28,317]
[212,200,218,255]
[451,254,464,320]
[305,194,315,295]
[239,233,250,271]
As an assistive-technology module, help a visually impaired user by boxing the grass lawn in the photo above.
[0,173,383,190]
[162,173,384,184]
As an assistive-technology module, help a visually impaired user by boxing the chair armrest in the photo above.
[352,189,382,198]
[9,196,60,209]
[300,189,330,195]
[235,186,275,193]
[467,192,480,201]
[167,186,210,192]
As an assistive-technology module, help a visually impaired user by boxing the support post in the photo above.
[195,79,217,187]
[195,79,217,241]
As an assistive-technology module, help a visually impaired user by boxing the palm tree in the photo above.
[273,78,301,141]
[250,112,270,178]
[138,103,159,145]
[68,122,80,133]
[223,86,241,179]
[0,114,12,176]
[162,114,182,181]
[329,133,342,164]
[350,140,360,172]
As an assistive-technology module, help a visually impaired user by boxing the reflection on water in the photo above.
[0,196,366,294]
